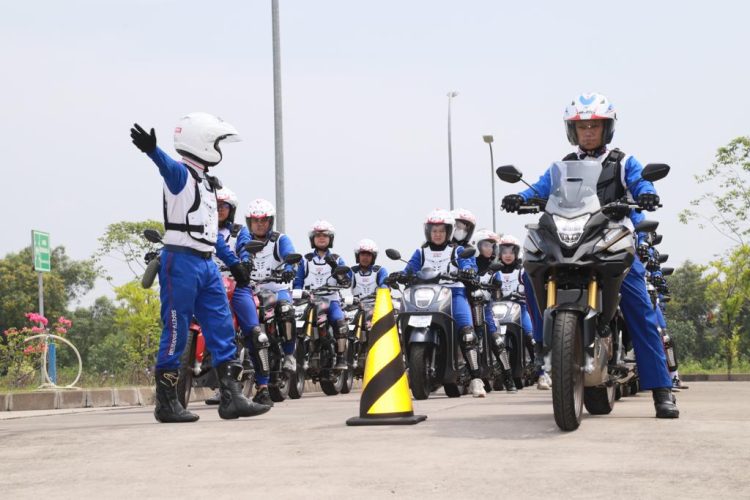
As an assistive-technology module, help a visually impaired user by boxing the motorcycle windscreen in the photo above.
[545,161,602,218]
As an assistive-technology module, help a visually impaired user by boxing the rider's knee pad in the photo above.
[459,326,478,348]
[277,300,295,321]
[335,319,349,339]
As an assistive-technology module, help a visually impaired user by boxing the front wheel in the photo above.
[584,384,616,415]
[408,344,432,400]
[177,329,197,408]
[268,370,291,402]
[320,369,345,396]
[288,363,305,399]
[551,311,584,431]
[443,383,462,398]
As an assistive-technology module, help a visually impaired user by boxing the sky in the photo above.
[2,0,749,306]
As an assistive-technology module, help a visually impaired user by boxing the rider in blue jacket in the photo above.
[400,209,487,398]
[130,113,269,423]
[501,93,679,418]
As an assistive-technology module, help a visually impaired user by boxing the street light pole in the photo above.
[447,91,458,210]
[483,135,496,233]
[272,0,286,232]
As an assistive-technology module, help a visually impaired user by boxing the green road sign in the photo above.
[32,230,51,273]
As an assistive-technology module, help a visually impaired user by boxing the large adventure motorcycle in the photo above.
[497,160,669,431]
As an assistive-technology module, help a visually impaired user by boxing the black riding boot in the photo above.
[216,361,272,420]
[154,370,200,423]
[503,369,517,393]
[652,387,680,418]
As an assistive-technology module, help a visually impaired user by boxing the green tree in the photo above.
[679,136,750,244]
[60,297,117,370]
[704,245,750,374]
[0,246,97,333]
[94,220,164,281]
[663,261,715,360]
[113,280,161,383]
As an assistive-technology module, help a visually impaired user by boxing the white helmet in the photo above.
[245,198,276,233]
[216,187,238,223]
[424,209,454,244]
[498,234,522,261]
[472,228,498,258]
[174,112,241,166]
[451,208,477,244]
[563,93,617,146]
[354,239,379,264]
[309,220,336,248]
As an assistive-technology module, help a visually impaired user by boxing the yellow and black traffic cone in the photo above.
[346,287,426,426]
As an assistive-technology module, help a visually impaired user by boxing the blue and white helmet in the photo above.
[563,93,617,146]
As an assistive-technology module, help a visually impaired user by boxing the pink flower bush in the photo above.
[25,312,48,326]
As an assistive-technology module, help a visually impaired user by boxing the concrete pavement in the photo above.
[1,382,749,499]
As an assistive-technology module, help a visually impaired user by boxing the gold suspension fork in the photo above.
[546,276,557,307]
[587,277,598,310]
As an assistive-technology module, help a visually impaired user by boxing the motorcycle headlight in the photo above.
[492,303,510,318]
[414,288,435,308]
[553,214,590,247]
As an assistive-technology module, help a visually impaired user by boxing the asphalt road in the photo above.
[1,382,749,499]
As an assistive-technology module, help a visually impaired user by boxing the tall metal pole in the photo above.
[447,91,458,210]
[483,135,496,233]
[272,0,286,232]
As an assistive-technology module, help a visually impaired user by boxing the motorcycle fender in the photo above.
[408,327,437,345]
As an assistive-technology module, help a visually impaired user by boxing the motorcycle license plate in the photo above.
[408,315,432,328]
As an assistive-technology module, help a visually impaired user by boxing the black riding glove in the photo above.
[459,268,477,280]
[229,262,250,287]
[281,270,296,283]
[637,193,660,211]
[130,123,157,153]
[501,194,524,213]
[637,244,651,262]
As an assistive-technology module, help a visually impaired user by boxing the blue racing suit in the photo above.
[402,243,475,329]
[148,147,239,371]
[294,250,347,324]
[518,148,671,390]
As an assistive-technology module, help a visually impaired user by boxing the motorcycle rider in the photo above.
[294,220,351,370]
[496,234,542,390]
[202,187,268,406]
[451,208,477,249]
[245,198,299,405]
[501,93,679,418]
[474,229,517,392]
[349,239,388,299]
[400,209,487,398]
[129,113,270,422]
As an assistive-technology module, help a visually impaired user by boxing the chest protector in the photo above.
[163,166,220,252]
[499,269,523,297]
[303,252,341,291]
[251,233,289,292]
[212,225,242,269]
[351,265,381,298]
[420,245,458,275]
[563,149,626,206]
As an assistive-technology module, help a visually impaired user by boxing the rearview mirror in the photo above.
[385,249,401,261]
[333,265,351,278]
[496,165,523,184]
[642,163,670,182]
[489,261,503,272]
[652,234,663,246]
[661,267,674,276]
[244,240,266,254]
[143,229,163,244]
[459,247,476,259]
[634,220,659,233]
[658,254,669,263]
[284,253,302,265]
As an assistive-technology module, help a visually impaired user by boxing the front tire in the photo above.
[320,369,345,396]
[408,344,432,400]
[177,329,196,408]
[551,311,584,431]
[443,383,462,398]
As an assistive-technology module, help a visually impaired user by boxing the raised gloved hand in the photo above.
[229,262,250,287]
[130,123,157,153]
[501,194,524,213]
[281,270,296,283]
[637,193,660,211]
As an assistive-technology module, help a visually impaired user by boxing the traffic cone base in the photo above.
[346,288,426,426]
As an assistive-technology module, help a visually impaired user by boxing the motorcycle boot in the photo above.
[652,387,680,418]
[253,386,274,407]
[503,369,518,393]
[216,361,271,419]
[460,326,486,398]
[204,389,221,405]
[334,319,349,371]
[243,326,270,378]
[154,370,200,423]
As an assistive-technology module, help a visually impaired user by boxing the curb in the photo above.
[0,379,364,412]
[681,374,750,382]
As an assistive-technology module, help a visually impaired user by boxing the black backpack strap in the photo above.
[562,152,579,161]
[163,166,205,233]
